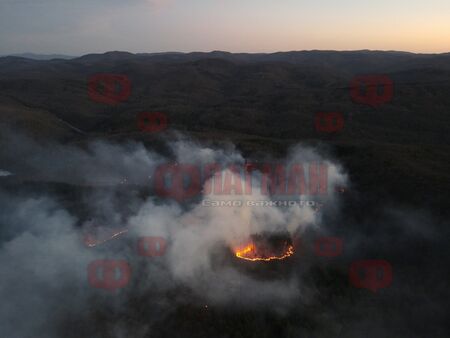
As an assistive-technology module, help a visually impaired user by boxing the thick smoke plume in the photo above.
[0,129,349,337]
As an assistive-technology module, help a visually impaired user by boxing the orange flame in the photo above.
[83,228,129,247]
[234,242,294,261]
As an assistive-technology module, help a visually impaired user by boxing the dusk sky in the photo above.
[0,0,449,55]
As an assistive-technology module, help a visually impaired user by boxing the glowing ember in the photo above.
[234,241,294,261]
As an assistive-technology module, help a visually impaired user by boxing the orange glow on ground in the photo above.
[234,242,294,261]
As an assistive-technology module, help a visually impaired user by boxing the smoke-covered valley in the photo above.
[0,51,449,337]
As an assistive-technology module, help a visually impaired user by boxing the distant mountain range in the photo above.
[0,50,449,211]
[4,49,450,62]
[3,53,77,60]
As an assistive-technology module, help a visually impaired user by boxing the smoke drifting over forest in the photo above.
[1,49,449,337]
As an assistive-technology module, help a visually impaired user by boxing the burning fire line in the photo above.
[234,243,294,261]
[84,229,129,247]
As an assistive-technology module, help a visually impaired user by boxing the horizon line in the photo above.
[3,49,450,59]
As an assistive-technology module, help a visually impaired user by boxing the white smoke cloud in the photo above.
[0,169,13,176]
[0,130,348,337]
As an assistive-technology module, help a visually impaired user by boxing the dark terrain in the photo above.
[0,50,449,337]
[1,50,449,209]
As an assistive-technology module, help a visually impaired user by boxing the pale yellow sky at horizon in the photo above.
[0,0,449,54]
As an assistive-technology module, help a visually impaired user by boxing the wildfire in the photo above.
[234,241,294,261]
[84,228,129,247]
